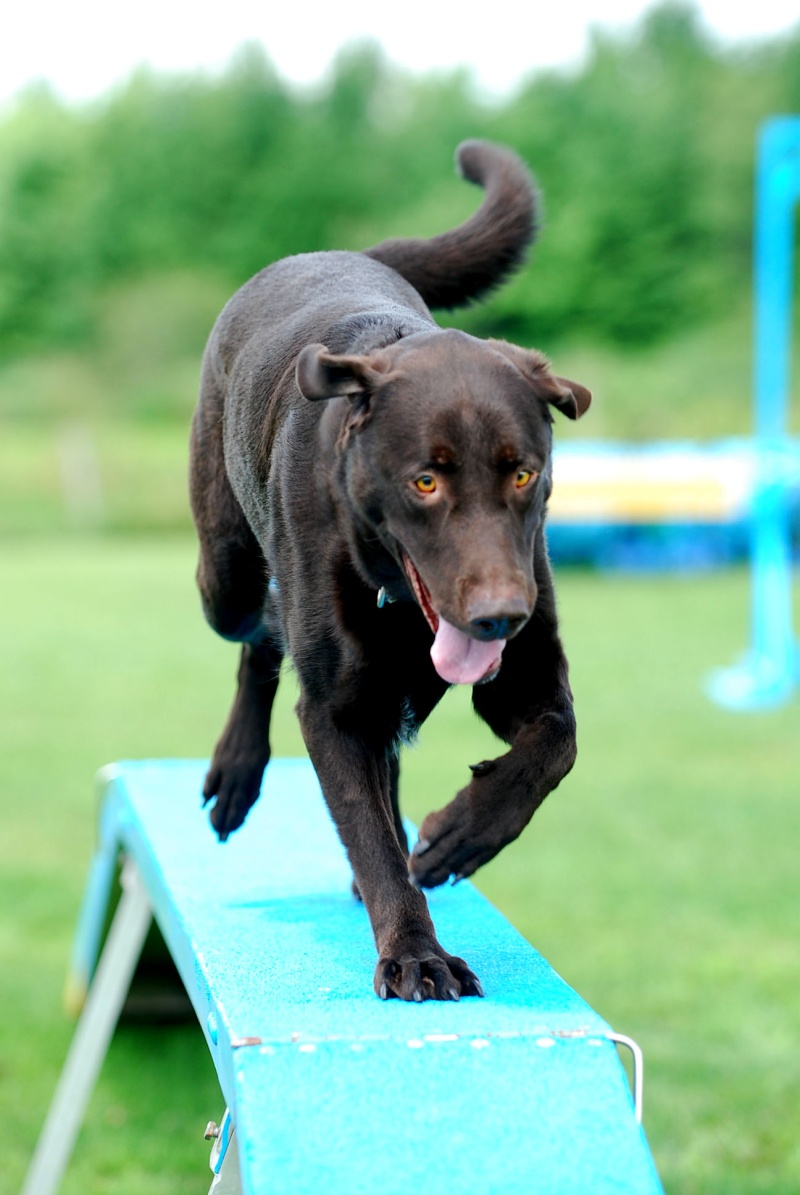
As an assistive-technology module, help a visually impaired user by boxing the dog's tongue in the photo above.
[430,617,505,685]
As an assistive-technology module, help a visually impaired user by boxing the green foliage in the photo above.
[1,2,799,377]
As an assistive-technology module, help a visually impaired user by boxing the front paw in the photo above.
[203,751,268,841]
[408,767,531,888]
[374,945,483,1002]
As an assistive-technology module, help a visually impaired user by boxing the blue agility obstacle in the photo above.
[23,758,663,1195]
[708,117,800,709]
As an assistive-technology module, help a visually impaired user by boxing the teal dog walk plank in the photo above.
[84,758,662,1194]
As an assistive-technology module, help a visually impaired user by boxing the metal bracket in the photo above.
[607,1032,644,1124]
[207,1108,242,1194]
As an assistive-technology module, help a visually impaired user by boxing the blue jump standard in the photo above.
[69,758,662,1194]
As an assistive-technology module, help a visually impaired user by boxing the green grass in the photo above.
[2,537,799,1193]
[0,419,193,536]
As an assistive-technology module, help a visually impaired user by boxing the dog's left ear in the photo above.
[488,340,592,420]
[535,370,592,421]
[296,344,385,402]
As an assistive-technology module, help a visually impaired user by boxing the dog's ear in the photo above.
[487,340,591,420]
[535,371,592,421]
[296,344,383,402]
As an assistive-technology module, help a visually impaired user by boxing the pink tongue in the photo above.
[430,618,506,685]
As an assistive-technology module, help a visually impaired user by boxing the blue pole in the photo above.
[708,117,800,709]
[750,120,797,695]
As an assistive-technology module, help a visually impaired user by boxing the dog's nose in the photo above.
[470,611,528,640]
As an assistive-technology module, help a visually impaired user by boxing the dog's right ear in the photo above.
[296,344,380,401]
[487,339,592,420]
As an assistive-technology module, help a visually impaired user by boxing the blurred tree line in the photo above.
[1,2,799,370]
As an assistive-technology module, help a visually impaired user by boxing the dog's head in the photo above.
[296,329,590,684]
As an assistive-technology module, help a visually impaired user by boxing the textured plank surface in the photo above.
[92,758,662,1194]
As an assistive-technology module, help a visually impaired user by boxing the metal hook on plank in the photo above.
[607,1032,644,1124]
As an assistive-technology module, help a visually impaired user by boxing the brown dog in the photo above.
[189,141,590,1001]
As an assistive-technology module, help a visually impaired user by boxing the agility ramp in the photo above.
[23,758,663,1194]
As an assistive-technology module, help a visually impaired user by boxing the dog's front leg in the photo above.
[297,695,483,1001]
[409,632,577,889]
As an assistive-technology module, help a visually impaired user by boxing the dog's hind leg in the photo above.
[190,384,269,645]
[190,384,284,838]
[193,497,283,841]
[203,639,283,841]
[192,496,283,841]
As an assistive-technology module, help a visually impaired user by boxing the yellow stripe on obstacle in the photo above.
[550,444,756,524]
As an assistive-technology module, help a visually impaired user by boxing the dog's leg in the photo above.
[203,639,283,840]
[297,696,481,1000]
[409,570,577,889]
[190,389,285,838]
[351,750,406,900]
[388,749,409,857]
[191,402,269,646]
[193,524,281,840]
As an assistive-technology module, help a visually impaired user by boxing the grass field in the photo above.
[2,536,798,1194]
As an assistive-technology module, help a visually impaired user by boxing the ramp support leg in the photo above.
[21,859,152,1195]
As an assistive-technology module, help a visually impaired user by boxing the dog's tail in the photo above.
[363,140,538,310]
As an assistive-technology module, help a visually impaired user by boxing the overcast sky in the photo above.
[3,0,800,106]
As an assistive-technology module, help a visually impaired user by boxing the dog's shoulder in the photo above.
[203,250,436,417]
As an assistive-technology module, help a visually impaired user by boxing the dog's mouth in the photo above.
[402,553,505,686]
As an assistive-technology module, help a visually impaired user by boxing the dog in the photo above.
[189,141,591,1002]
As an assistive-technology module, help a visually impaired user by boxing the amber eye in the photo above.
[414,475,437,494]
[514,469,535,489]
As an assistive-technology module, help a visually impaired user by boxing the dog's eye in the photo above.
[414,475,437,494]
[514,469,536,489]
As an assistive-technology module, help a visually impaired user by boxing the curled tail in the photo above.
[364,140,539,310]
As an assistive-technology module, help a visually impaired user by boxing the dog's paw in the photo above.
[374,948,483,1002]
[202,757,266,842]
[407,803,488,889]
[408,769,530,889]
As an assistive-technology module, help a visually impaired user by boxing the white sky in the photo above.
[3,0,800,106]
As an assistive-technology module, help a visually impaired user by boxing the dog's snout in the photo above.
[470,611,528,641]
[465,583,532,641]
